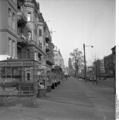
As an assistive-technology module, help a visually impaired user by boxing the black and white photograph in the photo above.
[0,0,116,120]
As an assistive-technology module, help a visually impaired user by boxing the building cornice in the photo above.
[0,28,19,39]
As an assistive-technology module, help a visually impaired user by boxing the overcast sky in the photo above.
[37,0,115,66]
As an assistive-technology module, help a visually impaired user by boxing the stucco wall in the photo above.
[0,1,8,29]
[0,0,17,57]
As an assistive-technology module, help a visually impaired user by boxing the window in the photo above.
[8,38,12,57]
[44,26,46,32]
[8,8,12,27]
[27,12,31,21]
[27,73,30,81]
[38,53,42,61]
[27,49,30,59]
[12,13,16,30]
[34,52,38,61]
[28,31,32,40]
[39,29,42,36]
[8,38,11,56]
[12,40,16,58]
[8,38,16,58]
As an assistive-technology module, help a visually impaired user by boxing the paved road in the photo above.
[0,77,115,120]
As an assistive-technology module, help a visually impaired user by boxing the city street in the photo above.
[0,77,115,120]
[0,0,115,119]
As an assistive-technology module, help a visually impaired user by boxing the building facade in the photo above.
[104,54,113,76]
[0,0,54,84]
[53,49,65,72]
[111,46,116,74]
[0,0,18,58]
[104,46,116,77]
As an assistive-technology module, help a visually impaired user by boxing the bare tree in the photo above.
[70,48,83,77]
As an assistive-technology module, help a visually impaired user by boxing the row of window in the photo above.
[27,29,42,41]
[27,12,43,37]
[8,37,16,58]
[8,8,16,30]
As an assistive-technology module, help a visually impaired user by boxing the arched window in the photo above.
[12,13,16,30]
[28,31,32,40]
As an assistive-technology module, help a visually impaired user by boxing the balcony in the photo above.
[46,52,54,66]
[28,40,44,53]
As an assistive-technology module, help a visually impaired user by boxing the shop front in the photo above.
[0,59,41,96]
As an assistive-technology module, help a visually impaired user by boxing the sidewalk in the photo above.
[97,77,115,88]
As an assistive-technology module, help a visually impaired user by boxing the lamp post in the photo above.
[94,56,99,84]
[83,43,93,82]
[83,44,86,81]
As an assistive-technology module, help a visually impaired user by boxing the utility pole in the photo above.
[94,56,98,84]
[83,44,93,82]
[83,44,87,82]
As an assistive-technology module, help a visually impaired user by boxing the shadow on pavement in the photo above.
[0,97,39,108]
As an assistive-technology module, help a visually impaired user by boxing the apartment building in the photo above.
[104,46,116,77]
[0,0,54,84]
[0,0,18,58]
[44,22,54,69]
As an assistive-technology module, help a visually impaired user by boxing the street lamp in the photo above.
[83,43,93,82]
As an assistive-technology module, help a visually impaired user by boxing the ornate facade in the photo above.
[0,0,54,83]
[53,49,65,72]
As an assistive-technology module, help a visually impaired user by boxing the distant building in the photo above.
[86,66,94,77]
[111,46,116,78]
[99,59,105,74]
[111,46,116,69]
[93,59,100,77]
[93,59,105,77]
[64,67,69,75]
[104,54,113,76]
[53,49,65,72]
[104,46,116,77]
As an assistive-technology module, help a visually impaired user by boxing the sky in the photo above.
[37,0,115,66]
